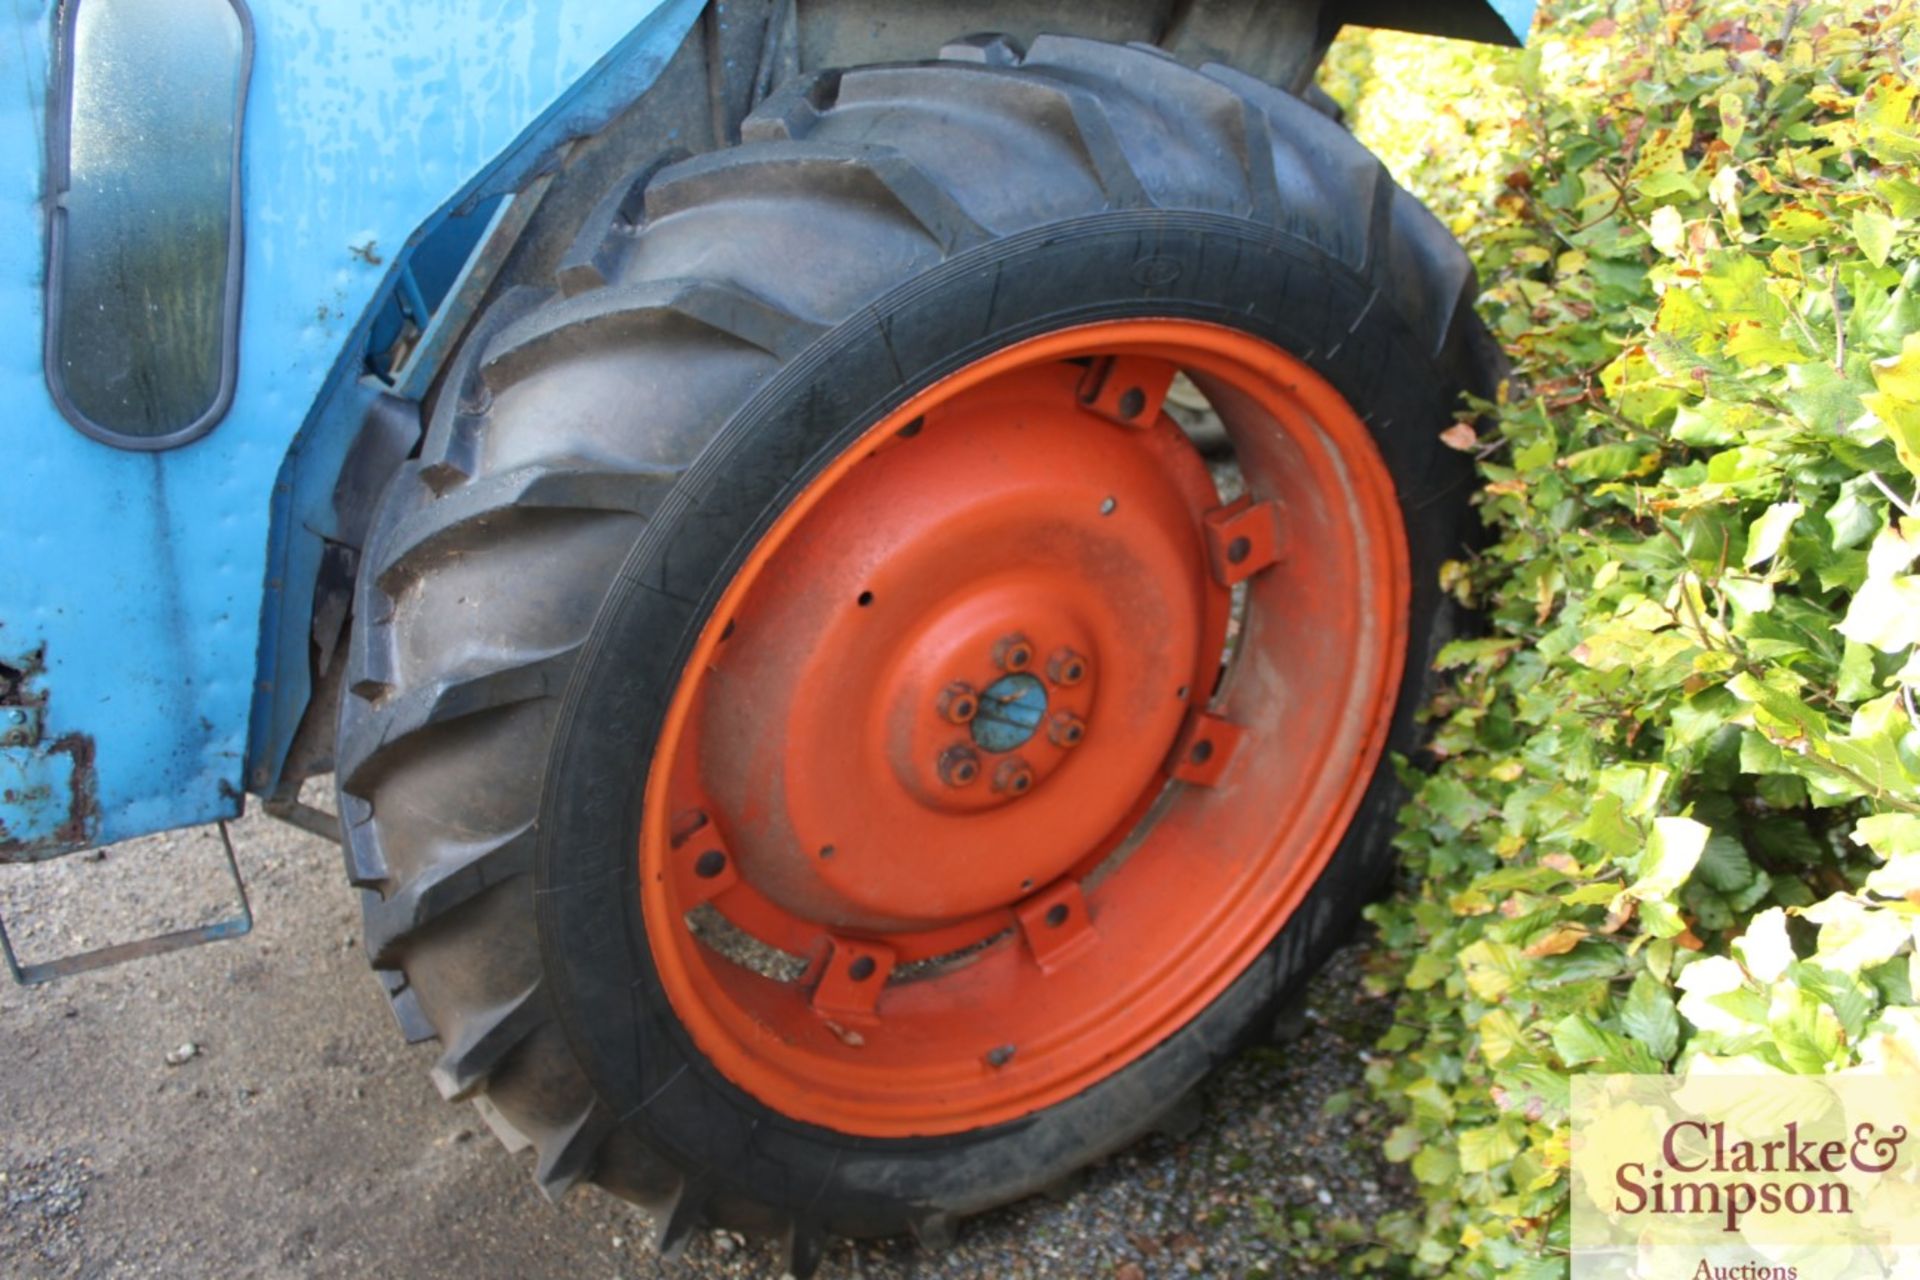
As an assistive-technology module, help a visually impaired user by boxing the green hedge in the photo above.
[1319,4,1920,1275]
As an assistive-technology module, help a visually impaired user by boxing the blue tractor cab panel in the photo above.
[0,0,1531,863]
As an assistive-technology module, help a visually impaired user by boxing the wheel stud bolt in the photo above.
[992,758,1034,795]
[938,745,981,787]
[993,633,1033,672]
[1046,647,1088,686]
[1047,713,1086,748]
[937,681,978,724]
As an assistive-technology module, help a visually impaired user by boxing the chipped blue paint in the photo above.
[0,0,700,856]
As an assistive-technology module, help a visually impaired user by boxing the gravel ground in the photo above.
[0,790,1415,1279]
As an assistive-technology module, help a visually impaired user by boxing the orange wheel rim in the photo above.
[639,320,1409,1136]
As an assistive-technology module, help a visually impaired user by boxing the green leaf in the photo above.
[1621,971,1681,1062]
[1549,1013,1613,1067]
[1854,207,1898,269]
[1382,1124,1423,1163]
[1411,1142,1459,1186]
[1772,984,1849,1073]
[1458,1124,1522,1174]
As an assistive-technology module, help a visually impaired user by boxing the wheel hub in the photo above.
[688,362,1214,932]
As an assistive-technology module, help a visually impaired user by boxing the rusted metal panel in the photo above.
[0,646,100,861]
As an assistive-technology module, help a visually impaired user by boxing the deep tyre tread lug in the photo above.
[556,148,688,297]
[418,286,550,489]
[645,142,989,252]
[480,278,827,392]
[779,1220,826,1279]
[938,32,1025,65]
[740,69,842,143]
[534,1100,616,1201]
[361,822,536,965]
[376,968,437,1044]
[340,803,389,889]
[907,1210,958,1251]
[339,645,579,793]
[999,58,1149,205]
[371,464,682,592]
[649,1179,708,1259]
[430,983,545,1101]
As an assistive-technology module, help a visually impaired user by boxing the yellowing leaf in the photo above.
[1675,956,1758,1037]
[1742,501,1803,568]
[1803,896,1914,972]
[1733,907,1794,983]
[1523,923,1590,957]
[1717,91,1747,148]
[1838,524,1920,652]
[1709,165,1743,232]
[1627,816,1710,902]
[1862,72,1920,164]
[1858,816,1920,898]
[1855,814,1920,860]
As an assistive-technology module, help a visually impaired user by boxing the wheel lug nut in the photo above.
[1046,647,1088,686]
[1048,713,1086,748]
[992,758,1034,795]
[993,633,1033,672]
[937,681,978,724]
[938,745,981,787]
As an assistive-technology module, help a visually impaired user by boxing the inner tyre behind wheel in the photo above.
[336,32,1500,1272]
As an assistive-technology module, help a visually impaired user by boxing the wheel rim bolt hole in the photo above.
[938,745,981,787]
[937,681,978,724]
[1189,739,1214,765]
[1044,903,1069,928]
[847,955,877,982]
[992,759,1033,795]
[994,633,1032,672]
[1225,536,1252,566]
[1046,647,1088,687]
[1047,713,1085,748]
[694,849,727,878]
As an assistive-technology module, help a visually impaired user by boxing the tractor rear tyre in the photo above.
[337,34,1499,1274]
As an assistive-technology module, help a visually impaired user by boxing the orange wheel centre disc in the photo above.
[639,320,1409,1136]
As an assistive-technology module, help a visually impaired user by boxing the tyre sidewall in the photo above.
[537,209,1469,1233]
